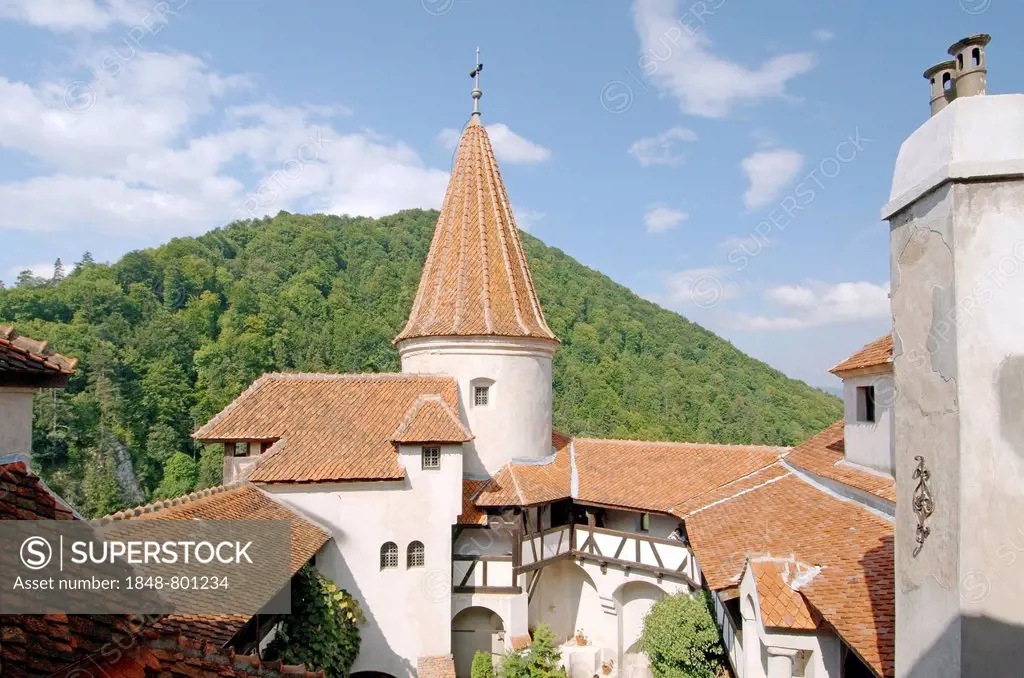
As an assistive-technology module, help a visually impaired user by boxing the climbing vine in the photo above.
[265,564,364,677]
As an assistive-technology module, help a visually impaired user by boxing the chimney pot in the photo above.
[947,33,991,98]
[923,60,957,117]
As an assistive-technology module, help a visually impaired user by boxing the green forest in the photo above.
[0,210,840,516]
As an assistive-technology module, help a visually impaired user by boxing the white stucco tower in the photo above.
[395,76,558,478]
[883,35,1024,677]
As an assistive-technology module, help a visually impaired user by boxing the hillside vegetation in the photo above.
[0,210,840,515]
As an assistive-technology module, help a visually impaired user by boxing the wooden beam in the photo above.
[453,586,521,595]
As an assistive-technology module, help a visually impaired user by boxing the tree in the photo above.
[16,269,44,289]
[78,251,95,268]
[498,624,561,678]
[52,258,66,283]
[638,592,725,678]
[196,445,223,489]
[472,651,496,678]
[154,452,198,499]
[265,565,363,677]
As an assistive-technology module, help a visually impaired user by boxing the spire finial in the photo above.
[470,47,483,116]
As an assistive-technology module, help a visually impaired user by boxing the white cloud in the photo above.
[741,149,804,209]
[513,207,545,232]
[628,126,697,167]
[0,0,153,32]
[661,266,740,307]
[812,29,835,42]
[632,0,817,117]
[731,281,890,331]
[0,50,451,235]
[644,206,688,233]
[437,123,550,164]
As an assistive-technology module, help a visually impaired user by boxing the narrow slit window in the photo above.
[380,542,398,570]
[856,385,877,423]
[407,541,425,568]
[422,446,440,470]
[474,385,489,407]
[639,513,651,532]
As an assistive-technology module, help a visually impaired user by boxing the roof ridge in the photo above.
[147,631,324,677]
[0,324,78,373]
[574,436,791,451]
[390,393,474,443]
[98,481,247,522]
[677,467,794,519]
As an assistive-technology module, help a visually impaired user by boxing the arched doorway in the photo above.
[615,581,665,678]
[452,606,504,678]
[350,672,397,678]
[528,559,601,645]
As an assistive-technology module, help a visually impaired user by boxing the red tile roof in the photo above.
[124,631,324,677]
[395,116,557,344]
[750,560,820,631]
[573,438,788,514]
[0,326,77,385]
[193,373,461,483]
[785,420,896,503]
[475,432,572,507]
[830,335,893,375]
[458,479,489,525]
[101,482,329,578]
[673,463,790,518]
[392,395,473,444]
[417,654,457,678]
[0,458,76,520]
[151,613,250,648]
[686,474,894,678]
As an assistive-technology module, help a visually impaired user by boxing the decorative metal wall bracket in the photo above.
[912,455,934,557]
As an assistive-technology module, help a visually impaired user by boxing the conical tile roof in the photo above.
[395,116,557,344]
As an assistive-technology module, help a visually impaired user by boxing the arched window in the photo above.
[407,541,425,568]
[380,542,398,570]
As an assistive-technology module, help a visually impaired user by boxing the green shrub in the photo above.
[638,592,725,678]
[498,624,563,678]
[265,565,363,677]
[472,651,496,678]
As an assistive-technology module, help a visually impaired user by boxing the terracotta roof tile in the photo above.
[125,631,325,677]
[392,395,473,444]
[750,560,820,631]
[101,483,329,577]
[573,438,788,514]
[673,463,791,517]
[686,475,894,678]
[150,613,250,647]
[475,432,572,507]
[417,654,457,678]
[0,459,76,520]
[785,421,896,503]
[193,373,462,483]
[0,326,77,384]
[458,479,489,526]
[395,117,557,344]
[830,335,893,375]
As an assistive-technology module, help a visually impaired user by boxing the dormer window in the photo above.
[856,386,876,423]
[422,446,440,470]
[232,442,249,457]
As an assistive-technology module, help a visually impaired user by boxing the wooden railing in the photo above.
[517,524,573,572]
[572,525,701,587]
[452,555,520,594]
[713,591,743,678]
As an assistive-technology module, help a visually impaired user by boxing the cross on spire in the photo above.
[470,47,483,116]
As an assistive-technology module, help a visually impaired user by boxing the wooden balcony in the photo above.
[513,523,700,588]
[452,555,520,594]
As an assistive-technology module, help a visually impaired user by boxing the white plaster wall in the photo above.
[454,527,514,558]
[616,580,665,672]
[603,510,679,539]
[0,389,35,456]
[398,337,554,476]
[529,559,603,645]
[265,444,463,678]
[840,370,896,476]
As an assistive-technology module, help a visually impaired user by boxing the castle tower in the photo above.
[395,52,557,477]
[883,35,1024,676]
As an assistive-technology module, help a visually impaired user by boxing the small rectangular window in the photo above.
[474,385,489,407]
[856,386,876,423]
[422,446,440,470]
[639,513,650,532]
[233,442,248,457]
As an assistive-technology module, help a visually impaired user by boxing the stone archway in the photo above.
[452,606,505,678]
[614,580,665,678]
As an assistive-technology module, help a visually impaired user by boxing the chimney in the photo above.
[884,33,1024,678]
[923,60,957,117]
[948,33,991,98]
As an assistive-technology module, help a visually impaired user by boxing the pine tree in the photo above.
[52,258,65,283]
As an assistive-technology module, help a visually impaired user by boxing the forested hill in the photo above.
[0,210,840,516]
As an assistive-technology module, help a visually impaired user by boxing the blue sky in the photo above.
[0,0,1019,389]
